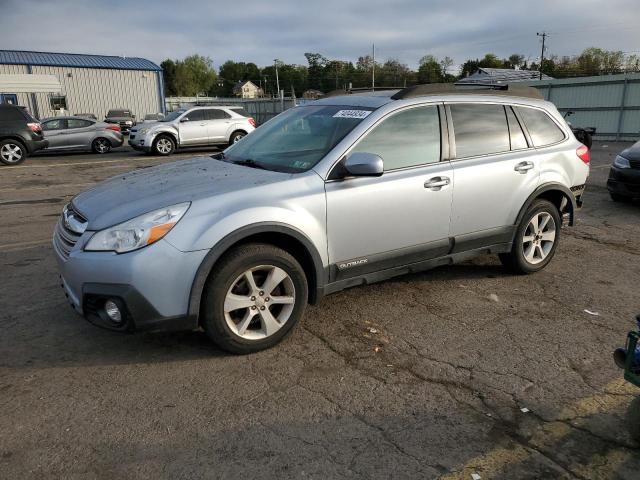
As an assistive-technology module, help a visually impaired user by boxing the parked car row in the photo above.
[0,103,256,164]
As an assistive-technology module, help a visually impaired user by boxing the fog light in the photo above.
[104,299,122,323]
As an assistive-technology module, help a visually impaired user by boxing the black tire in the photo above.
[91,137,111,154]
[153,134,175,156]
[610,192,631,203]
[201,243,308,354]
[499,199,561,274]
[228,130,247,146]
[0,139,27,165]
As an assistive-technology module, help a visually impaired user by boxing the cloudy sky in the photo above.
[2,0,639,71]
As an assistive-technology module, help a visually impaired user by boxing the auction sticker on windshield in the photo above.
[333,110,372,119]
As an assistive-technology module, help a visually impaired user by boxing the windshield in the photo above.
[223,105,374,173]
[160,109,186,122]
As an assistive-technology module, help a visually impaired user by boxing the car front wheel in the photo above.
[229,130,246,145]
[153,135,175,155]
[202,243,308,354]
[0,139,26,165]
[499,199,561,274]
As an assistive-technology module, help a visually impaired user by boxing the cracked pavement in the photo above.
[1,143,639,479]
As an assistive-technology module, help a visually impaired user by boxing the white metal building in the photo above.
[0,50,165,120]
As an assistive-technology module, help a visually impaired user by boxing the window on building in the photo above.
[352,105,441,171]
[516,107,565,147]
[50,95,67,110]
[450,103,510,158]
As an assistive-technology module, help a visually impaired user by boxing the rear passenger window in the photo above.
[506,107,528,150]
[352,105,440,171]
[206,109,231,120]
[67,119,92,129]
[516,107,565,147]
[450,104,510,158]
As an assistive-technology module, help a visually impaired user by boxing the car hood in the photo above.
[620,141,640,161]
[72,156,289,230]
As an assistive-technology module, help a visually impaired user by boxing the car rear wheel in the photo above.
[154,135,175,155]
[229,130,247,145]
[0,139,26,165]
[201,243,308,354]
[499,199,561,274]
[92,138,111,154]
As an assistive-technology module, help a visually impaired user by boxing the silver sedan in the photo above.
[40,116,124,154]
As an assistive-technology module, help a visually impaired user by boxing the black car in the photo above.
[607,141,640,202]
[0,104,48,165]
[104,108,136,134]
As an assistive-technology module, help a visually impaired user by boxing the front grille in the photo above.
[129,135,136,140]
[629,159,640,169]
[53,204,87,260]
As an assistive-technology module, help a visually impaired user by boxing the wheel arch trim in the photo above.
[514,182,577,232]
[187,222,326,324]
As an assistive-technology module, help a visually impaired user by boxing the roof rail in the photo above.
[390,83,543,100]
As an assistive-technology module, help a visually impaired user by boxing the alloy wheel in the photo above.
[95,139,110,153]
[522,211,556,265]
[223,265,295,340]
[0,143,23,163]
[233,133,245,143]
[156,138,172,154]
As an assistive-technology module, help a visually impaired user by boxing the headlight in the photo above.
[138,127,149,135]
[85,203,190,253]
[125,120,133,125]
[614,155,631,169]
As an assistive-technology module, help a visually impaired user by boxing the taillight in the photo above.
[27,122,42,133]
[106,124,121,132]
[248,118,257,128]
[576,145,590,164]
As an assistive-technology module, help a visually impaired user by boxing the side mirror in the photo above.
[180,117,189,123]
[343,152,383,177]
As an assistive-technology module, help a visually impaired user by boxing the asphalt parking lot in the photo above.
[1,142,640,479]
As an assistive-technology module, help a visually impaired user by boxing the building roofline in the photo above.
[0,49,162,72]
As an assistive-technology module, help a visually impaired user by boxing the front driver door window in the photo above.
[42,119,68,149]
[325,105,454,280]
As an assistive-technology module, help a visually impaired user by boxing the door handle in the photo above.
[199,123,207,126]
[424,176,450,190]
[514,161,534,173]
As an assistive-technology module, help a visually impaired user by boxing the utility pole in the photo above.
[372,44,375,91]
[536,32,547,80]
[274,59,280,98]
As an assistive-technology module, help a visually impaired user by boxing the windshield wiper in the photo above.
[231,158,268,170]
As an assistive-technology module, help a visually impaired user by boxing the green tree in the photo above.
[218,61,261,96]
[304,52,328,90]
[417,55,444,83]
[160,59,178,96]
[162,55,219,96]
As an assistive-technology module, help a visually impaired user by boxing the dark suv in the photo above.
[0,104,48,165]
[104,109,136,134]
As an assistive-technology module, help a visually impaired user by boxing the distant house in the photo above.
[232,80,263,99]
[457,67,554,84]
[302,89,324,100]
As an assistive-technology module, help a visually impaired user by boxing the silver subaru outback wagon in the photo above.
[53,84,589,353]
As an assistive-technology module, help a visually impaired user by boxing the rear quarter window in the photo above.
[516,107,565,147]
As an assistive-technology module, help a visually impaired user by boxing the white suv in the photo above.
[129,106,256,155]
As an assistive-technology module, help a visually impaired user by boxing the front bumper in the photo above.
[54,235,208,332]
[128,132,153,152]
[607,165,640,198]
